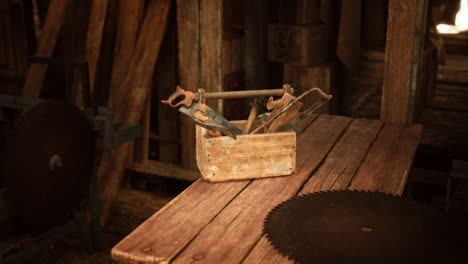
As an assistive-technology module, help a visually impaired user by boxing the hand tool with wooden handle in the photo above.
[161,86,294,139]
[250,87,332,134]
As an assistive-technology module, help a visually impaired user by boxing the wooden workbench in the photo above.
[111,114,423,263]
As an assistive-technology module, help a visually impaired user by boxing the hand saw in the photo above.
[161,86,294,139]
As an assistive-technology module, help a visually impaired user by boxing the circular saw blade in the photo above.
[3,100,95,230]
[264,190,467,263]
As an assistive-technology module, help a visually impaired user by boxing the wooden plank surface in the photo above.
[173,115,352,263]
[302,119,383,192]
[243,118,382,264]
[22,0,71,97]
[112,116,424,264]
[350,123,423,195]
[111,178,251,263]
[381,0,428,123]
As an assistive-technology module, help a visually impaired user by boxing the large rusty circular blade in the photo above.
[3,100,95,230]
[264,190,468,263]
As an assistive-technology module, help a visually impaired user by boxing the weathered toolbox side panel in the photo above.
[196,121,296,181]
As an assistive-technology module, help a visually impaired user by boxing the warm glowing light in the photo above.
[455,0,468,31]
[437,0,468,34]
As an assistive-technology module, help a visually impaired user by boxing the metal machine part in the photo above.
[179,102,242,139]
[3,100,95,230]
[264,190,466,263]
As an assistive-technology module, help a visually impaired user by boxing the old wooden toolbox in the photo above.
[196,121,296,182]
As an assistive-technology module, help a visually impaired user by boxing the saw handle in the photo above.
[161,86,197,108]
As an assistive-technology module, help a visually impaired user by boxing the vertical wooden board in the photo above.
[98,0,172,224]
[22,0,71,97]
[174,115,352,264]
[267,24,329,66]
[300,119,383,193]
[86,0,109,94]
[272,0,321,25]
[91,0,118,107]
[243,0,267,92]
[109,0,143,109]
[177,0,200,170]
[361,0,388,49]
[0,17,6,65]
[111,179,251,264]
[381,0,428,124]
[62,0,91,105]
[156,7,179,163]
[349,123,423,195]
[133,89,151,163]
[200,0,223,113]
[336,0,361,114]
[283,63,338,114]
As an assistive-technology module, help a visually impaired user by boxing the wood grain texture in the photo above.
[350,123,423,195]
[86,0,111,96]
[109,0,143,109]
[200,0,223,113]
[177,0,200,169]
[156,11,179,163]
[381,0,428,124]
[268,24,329,66]
[301,119,383,193]
[98,0,172,224]
[22,0,71,97]
[197,123,296,181]
[111,179,250,263]
[336,0,361,114]
[175,115,352,264]
[243,118,379,264]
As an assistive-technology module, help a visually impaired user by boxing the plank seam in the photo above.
[330,120,384,190]
[239,117,353,263]
[170,179,254,262]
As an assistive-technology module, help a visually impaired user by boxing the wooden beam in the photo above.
[156,8,179,163]
[22,0,71,97]
[381,0,428,124]
[336,0,361,114]
[86,0,109,97]
[109,0,144,109]
[200,0,223,113]
[177,0,200,169]
[98,0,172,224]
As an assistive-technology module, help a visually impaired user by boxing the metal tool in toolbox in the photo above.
[162,84,332,138]
[264,190,466,263]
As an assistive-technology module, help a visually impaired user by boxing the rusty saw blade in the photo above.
[3,100,95,231]
[179,102,242,139]
[264,190,467,263]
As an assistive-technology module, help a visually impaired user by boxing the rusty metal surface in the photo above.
[264,190,467,263]
[3,100,95,230]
